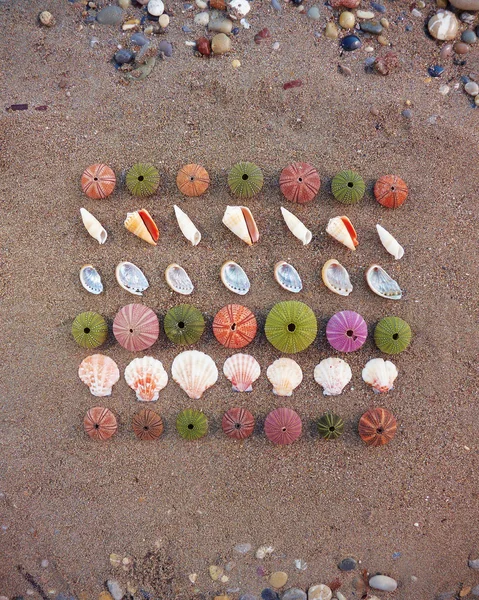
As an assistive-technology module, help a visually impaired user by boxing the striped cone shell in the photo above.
[222,408,255,440]
[84,407,117,440]
[358,407,397,446]
[264,408,302,445]
[81,163,116,199]
[326,310,367,353]
[132,408,164,440]
[213,304,257,349]
[176,163,210,196]
[113,304,159,352]
[279,162,321,204]
[374,175,408,209]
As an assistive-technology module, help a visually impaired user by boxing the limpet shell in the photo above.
[220,261,251,295]
[274,261,303,293]
[80,264,103,295]
[165,263,194,295]
[365,264,402,300]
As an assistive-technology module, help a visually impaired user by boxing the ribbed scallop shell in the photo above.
[321,259,353,296]
[279,162,321,204]
[223,353,261,392]
[326,216,358,251]
[113,304,159,352]
[274,261,303,293]
[115,261,149,296]
[171,350,218,399]
[81,163,116,199]
[264,407,302,445]
[222,205,259,246]
[266,357,303,396]
[220,261,250,295]
[165,263,194,295]
[314,357,352,396]
[84,407,117,440]
[78,354,120,397]
[80,264,103,295]
[365,265,402,300]
[213,304,257,349]
[358,407,397,446]
[176,163,210,196]
[132,408,164,440]
[362,358,398,393]
[124,356,168,402]
[374,175,408,209]
[326,311,368,353]
[222,407,255,440]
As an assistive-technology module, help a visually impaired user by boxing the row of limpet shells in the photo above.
[81,162,408,208]
[84,405,398,447]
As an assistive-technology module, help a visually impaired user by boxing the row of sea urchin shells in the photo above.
[84,406,397,447]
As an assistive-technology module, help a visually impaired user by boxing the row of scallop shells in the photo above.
[78,353,399,401]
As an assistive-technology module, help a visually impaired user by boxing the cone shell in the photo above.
[173,205,201,246]
[279,162,321,204]
[84,407,117,440]
[280,207,312,245]
[78,354,120,397]
[222,407,255,440]
[317,412,344,440]
[124,356,168,402]
[80,208,107,244]
[115,261,149,296]
[374,175,408,209]
[374,316,412,354]
[326,216,358,251]
[165,263,194,295]
[213,304,257,349]
[81,163,116,199]
[326,310,367,353]
[274,261,303,293]
[124,209,159,246]
[71,311,108,349]
[264,301,317,354]
[321,259,353,296]
[176,163,210,196]
[365,264,402,300]
[80,264,103,295]
[113,304,159,352]
[358,407,397,446]
[267,358,303,396]
[132,408,164,440]
[314,357,352,396]
[222,205,259,246]
[223,353,260,392]
[220,261,251,295]
[264,407,302,445]
[171,350,218,399]
[362,358,398,393]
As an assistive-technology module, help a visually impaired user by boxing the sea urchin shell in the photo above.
[264,408,302,445]
[228,161,264,198]
[126,163,160,197]
[265,301,317,354]
[279,162,321,204]
[317,412,344,440]
[72,311,108,349]
[326,310,367,353]
[164,304,205,346]
[81,163,116,199]
[358,407,397,446]
[84,406,117,440]
[113,304,159,352]
[222,407,255,440]
[132,408,164,440]
[331,170,365,204]
[374,316,412,354]
[213,304,257,349]
[374,175,408,209]
[176,408,208,440]
[176,163,210,196]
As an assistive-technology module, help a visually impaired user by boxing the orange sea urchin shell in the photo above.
[81,163,116,199]
[279,162,321,204]
[84,406,117,440]
[212,304,257,349]
[358,407,397,446]
[132,408,164,441]
[374,175,408,209]
[176,163,210,196]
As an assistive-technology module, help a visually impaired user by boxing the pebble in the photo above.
[472,584,479,595]
[147,0,164,16]
[131,32,149,45]
[371,1,386,12]
[428,64,444,77]
[196,0,207,6]
[440,43,453,58]
[369,575,398,592]
[256,546,274,559]
[96,6,124,25]
[360,20,382,34]
[210,566,224,581]
[272,41,280,50]
[307,6,321,20]
[365,45,374,51]
[460,587,472,597]
[234,543,252,554]
[106,581,124,600]
[450,0,479,8]
[460,11,475,23]
[307,586,332,600]
[335,594,346,600]
[159,14,169,27]
[465,81,479,95]
[208,18,233,33]
[240,595,258,600]
[476,95,479,106]
[325,22,338,39]
[469,559,479,569]
[158,40,173,56]
[341,34,361,50]
[439,84,450,94]
[338,64,352,75]
[39,10,55,26]
[118,0,131,7]
[114,48,135,64]
[364,56,376,66]
[282,590,307,600]
[261,590,280,600]
[196,36,211,54]
[194,11,210,25]
[182,25,193,32]
[339,11,355,28]
[338,557,357,571]
[41,559,49,568]
[211,32,231,53]
[271,0,282,11]
[270,572,288,589]
[377,35,389,45]
[228,0,251,20]
[109,554,122,568]
[411,8,421,17]
[454,41,470,53]
[428,10,459,41]
[462,29,477,44]
[357,10,374,18]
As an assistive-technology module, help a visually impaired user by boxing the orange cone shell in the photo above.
[374,175,408,209]
[358,407,397,446]
[213,304,257,349]
[176,163,210,196]
[81,163,116,199]
[279,162,321,204]
[84,406,117,440]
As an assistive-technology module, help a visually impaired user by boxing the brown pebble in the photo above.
[370,107,379,116]
[269,571,288,588]
[437,0,447,6]
[210,0,226,8]
[377,35,389,46]
[254,27,271,44]
[283,79,302,90]
[460,586,472,598]
[339,64,352,76]
[440,43,453,59]
[196,37,211,56]
[454,41,470,54]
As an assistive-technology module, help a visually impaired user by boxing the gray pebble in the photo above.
[240,595,258,600]
[402,109,412,118]
[114,48,135,64]
[360,20,383,34]
[370,1,386,13]
[208,18,233,33]
[364,56,376,66]
[158,40,173,56]
[411,8,421,17]
[338,557,357,571]
[107,580,125,600]
[469,558,479,569]
[182,25,192,32]
[460,12,475,24]
[131,32,149,46]
[472,584,479,596]
[282,589,307,600]
[271,0,281,11]
[307,6,320,19]
[96,5,124,25]
[462,29,477,44]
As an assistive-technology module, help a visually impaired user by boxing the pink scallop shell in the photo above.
[113,304,159,352]
[264,407,302,445]
[326,310,367,353]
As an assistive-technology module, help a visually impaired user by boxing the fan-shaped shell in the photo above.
[84,407,118,440]
[80,208,107,244]
[376,224,404,260]
[220,261,251,295]
[115,261,149,296]
[374,175,408,208]
[365,265,402,300]
[223,353,261,392]
[280,206,312,245]
[80,264,103,295]
[213,304,257,349]
[165,263,194,295]
[326,311,368,353]
[124,356,168,402]
[358,407,397,446]
[132,408,164,440]
[222,407,255,440]
[222,205,259,246]
[326,216,358,251]
[274,261,303,293]
[266,357,303,396]
[124,209,159,245]
[321,259,353,296]
[176,163,210,196]
[78,354,120,397]
[362,358,398,393]
[171,350,218,399]
[81,163,116,199]
[279,162,321,204]
[264,407,302,445]
[113,304,159,352]
[173,205,201,246]
[314,357,352,396]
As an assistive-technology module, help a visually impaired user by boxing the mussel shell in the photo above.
[220,261,250,295]
[80,264,103,295]
[274,261,302,293]
[365,265,402,300]
[115,261,149,296]
[165,263,194,295]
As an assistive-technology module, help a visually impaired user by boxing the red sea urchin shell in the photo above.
[264,408,302,445]
[81,164,116,199]
[326,310,368,353]
[374,175,408,209]
[279,162,321,204]
[84,406,117,440]
[176,163,210,196]
[212,304,257,349]
[132,408,164,441]
[222,408,255,440]
[113,304,159,352]
[358,407,397,446]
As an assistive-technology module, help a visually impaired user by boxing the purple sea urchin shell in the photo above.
[326,310,367,353]
[264,408,302,445]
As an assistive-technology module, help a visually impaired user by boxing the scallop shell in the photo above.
[266,357,303,396]
[124,209,159,246]
[279,162,321,204]
[78,354,120,397]
[84,406,118,440]
[220,261,251,295]
[314,357,352,396]
[173,205,201,246]
[362,358,398,393]
[81,163,116,199]
[171,350,218,399]
[80,208,107,244]
[365,264,402,300]
[222,205,259,246]
[280,207,312,245]
[321,259,353,296]
[124,356,168,402]
[264,407,302,445]
[223,353,261,392]
[376,224,404,260]
[113,304,159,351]
[326,216,358,251]
[213,304,257,349]
[165,263,194,295]
[80,264,103,295]
[274,261,303,293]
[176,163,210,197]
[116,261,149,296]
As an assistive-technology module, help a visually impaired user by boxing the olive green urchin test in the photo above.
[71,311,108,349]
[374,316,412,354]
[264,301,317,354]
[126,163,160,197]
[164,304,205,346]
[317,412,344,440]
[331,170,366,204]
[228,161,264,198]
[176,409,208,440]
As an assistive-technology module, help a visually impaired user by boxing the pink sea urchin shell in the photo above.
[326,310,367,353]
[264,408,302,445]
[113,304,159,352]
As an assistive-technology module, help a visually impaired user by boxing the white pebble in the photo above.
[196,0,207,6]
[194,11,210,25]
[439,84,450,95]
[465,81,479,96]
[159,13,169,27]
[229,0,251,19]
[41,559,49,568]
[369,575,398,592]
[147,0,164,16]
[185,40,196,45]
[240,17,251,28]
[272,41,280,50]
[357,10,374,18]
[365,46,374,52]
[411,8,422,16]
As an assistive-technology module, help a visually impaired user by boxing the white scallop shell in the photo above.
[326,216,358,251]
[376,224,404,260]
[223,353,260,392]
[115,261,149,296]
[174,205,201,246]
[80,208,107,244]
[266,357,303,396]
[321,259,352,296]
[314,357,352,396]
[171,350,218,399]
[78,354,120,397]
[280,206,312,245]
[124,356,168,402]
[365,264,402,300]
[362,358,398,393]
[222,205,259,246]
[165,263,194,295]
[80,264,103,295]
[274,261,303,293]
[220,260,250,295]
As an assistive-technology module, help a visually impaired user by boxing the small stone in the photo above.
[341,34,361,50]
[96,6,124,25]
[428,10,459,41]
[465,81,479,95]
[428,65,444,77]
[352,576,367,594]
[196,0,207,5]
[282,589,307,600]
[98,596,113,600]
[256,545,274,559]
[148,0,164,16]
[339,11,355,29]
[131,32,149,45]
[371,1,386,11]
[195,11,210,25]
[41,559,49,568]
[234,543,252,554]
[365,45,374,51]
[454,41,470,53]
[210,565,224,581]
[159,14,169,27]
[228,0,250,20]
[115,49,135,64]
[460,586,472,597]
[261,591,280,600]
[294,559,307,571]
[215,596,231,600]
[380,17,389,28]
[460,11,475,23]
[330,0,360,7]
[325,22,338,39]
[109,554,122,568]
[338,557,357,571]
[118,0,131,7]
[437,0,448,7]
[360,20,383,34]
[462,29,477,44]
[307,6,321,20]
[472,583,479,595]
[208,18,233,33]
[39,10,55,26]
[475,95,479,106]
[439,84,450,94]
[449,0,479,9]
[189,573,197,584]
[377,35,389,45]
[232,59,241,68]
[335,594,346,600]
[211,32,231,54]
[196,36,211,54]
[369,575,398,592]
[220,575,230,583]
[158,40,173,56]
[271,0,282,11]
[411,8,421,17]
[357,10,374,18]
[270,572,288,589]
[307,585,332,600]
[272,41,280,49]
[440,43,453,58]
[338,64,352,75]
[240,595,258,600]
[210,0,226,8]
[106,580,124,600]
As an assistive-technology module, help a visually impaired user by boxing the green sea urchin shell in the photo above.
[164,304,205,346]
[126,163,160,197]
[374,316,412,354]
[331,170,365,204]
[317,412,344,440]
[176,409,208,440]
[72,311,108,349]
[228,162,264,198]
[264,301,317,354]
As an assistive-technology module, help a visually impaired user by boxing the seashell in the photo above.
[362,358,398,393]
[321,259,353,296]
[222,407,255,440]
[274,261,303,293]
[176,163,210,196]
[428,10,459,41]
[314,357,352,395]
[84,407,117,440]
[264,407,302,445]
[222,205,259,245]
[173,205,201,246]
[280,206,312,245]
[80,208,107,244]
[331,170,365,204]
[176,408,208,440]
[376,224,404,260]
[365,264,402,300]
[326,216,358,251]
[213,304,257,349]
[72,311,108,349]
[113,304,159,352]
[164,304,205,345]
[115,261,149,296]
[124,356,168,402]
[256,545,274,559]
[171,350,218,399]
[228,162,263,198]
[80,264,103,295]
[78,354,120,397]
[132,407,164,440]
[165,263,194,295]
[374,316,412,354]
[125,163,160,197]
[81,163,116,199]
[265,301,317,354]
[124,209,159,245]
[317,412,344,440]
[266,357,303,396]
[326,310,368,353]
[220,260,251,295]
[279,162,321,204]
[223,353,261,392]
[358,407,397,446]
[374,174,408,208]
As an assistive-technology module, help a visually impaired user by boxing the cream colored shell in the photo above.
[362,358,398,393]
[266,357,303,396]
[314,357,352,396]
[171,350,218,399]
[80,208,107,244]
